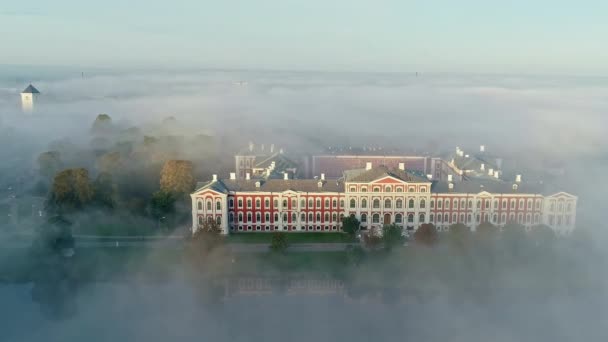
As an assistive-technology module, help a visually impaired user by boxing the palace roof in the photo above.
[344,165,429,183]
[22,84,40,94]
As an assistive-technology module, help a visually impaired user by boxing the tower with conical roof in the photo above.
[21,84,40,112]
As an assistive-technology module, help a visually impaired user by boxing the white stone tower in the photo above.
[21,84,40,112]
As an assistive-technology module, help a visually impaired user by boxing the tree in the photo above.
[96,151,122,174]
[382,224,404,250]
[475,222,500,243]
[363,227,382,249]
[190,219,224,253]
[270,232,289,254]
[345,245,365,266]
[37,151,62,179]
[91,114,112,134]
[48,168,94,212]
[149,190,175,220]
[413,223,438,246]
[159,160,195,196]
[446,223,472,250]
[92,172,116,208]
[341,215,360,237]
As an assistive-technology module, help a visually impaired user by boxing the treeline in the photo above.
[33,114,221,234]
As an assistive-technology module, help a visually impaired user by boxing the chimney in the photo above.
[365,162,372,170]
[480,145,485,152]
[248,141,254,152]
[246,173,250,180]
[230,172,236,180]
[480,163,485,171]
[516,174,522,183]
[494,170,499,178]
[488,168,494,176]
[321,173,325,180]
[284,172,288,180]
[426,174,433,180]
[270,144,275,153]
[212,174,218,182]
[447,174,453,182]
[318,181,323,188]
[398,162,405,171]
[448,183,454,191]
[255,181,261,188]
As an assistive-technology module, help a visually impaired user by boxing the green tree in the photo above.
[37,151,62,179]
[446,223,472,250]
[91,114,112,134]
[341,215,361,237]
[48,168,94,212]
[413,223,438,246]
[159,160,195,196]
[96,151,122,174]
[92,172,116,208]
[382,224,404,250]
[149,190,175,220]
[270,232,289,254]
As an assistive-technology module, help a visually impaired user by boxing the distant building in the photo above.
[20,84,40,112]
[234,142,298,179]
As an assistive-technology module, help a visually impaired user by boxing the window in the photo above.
[502,199,507,209]
[247,213,252,222]
[350,199,356,208]
[420,199,426,209]
[292,199,297,208]
[300,199,305,208]
[453,200,458,210]
[274,199,278,208]
[476,200,481,209]
[395,214,403,223]
[445,199,450,210]
[558,202,563,211]
[229,198,234,208]
[420,187,426,193]
[519,199,524,210]
[468,200,473,209]
[197,201,203,210]
[308,199,314,208]
[419,213,425,223]
[361,187,367,192]
[452,213,457,223]
[372,214,380,223]
[308,213,313,222]
[527,199,532,210]
[409,199,415,209]
[274,213,279,222]
[437,199,442,209]
[256,213,261,222]
[396,199,403,209]
[229,213,234,223]
[283,213,288,222]
[430,214,434,223]
[373,199,380,208]
[340,200,344,208]
[437,214,442,223]
[332,213,337,222]
[385,186,391,192]
[408,214,414,223]
[207,201,212,211]
[408,187,415,192]
[361,198,368,208]
[492,214,497,223]
[384,199,392,208]
[265,213,270,222]
[265,198,270,208]
[501,213,506,224]
[536,200,541,210]
[238,213,243,222]
[301,213,305,222]
[430,200,435,209]
[293,213,297,223]
[373,187,380,192]
[461,199,466,209]
[511,199,516,209]
[360,213,367,223]
[526,214,531,224]
[255,199,261,209]
[325,199,330,208]
[324,213,329,222]
[459,213,464,223]
[396,187,403,192]
[467,214,472,223]
[350,187,356,192]
[332,199,337,208]
[283,199,288,208]
[517,213,523,223]
[485,199,490,209]
[493,200,498,209]
[316,213,321,222]
[198,216,203,225]
[444,213,449,223]
[247,199,252,209]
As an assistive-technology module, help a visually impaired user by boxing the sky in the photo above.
[1,0,606,74]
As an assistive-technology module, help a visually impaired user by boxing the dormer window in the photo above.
[512,184,518,190]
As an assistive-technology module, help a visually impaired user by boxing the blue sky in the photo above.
[1,0,606,74]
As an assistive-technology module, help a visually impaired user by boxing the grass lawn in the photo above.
[226,232,357,244]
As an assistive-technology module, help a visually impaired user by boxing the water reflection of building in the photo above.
[222,276,345,298]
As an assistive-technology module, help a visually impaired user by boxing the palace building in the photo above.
[191,163,577,236]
